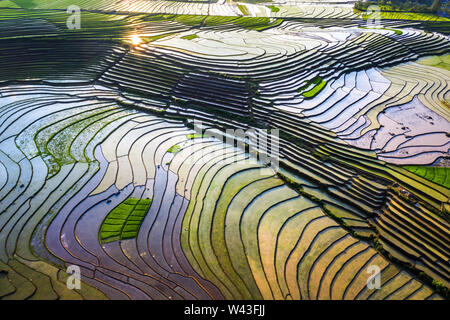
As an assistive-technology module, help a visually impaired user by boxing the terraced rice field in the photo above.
[0,0,449,300]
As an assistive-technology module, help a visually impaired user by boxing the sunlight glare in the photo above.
[131,35,143,46]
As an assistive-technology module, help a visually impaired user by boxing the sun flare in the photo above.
[131,34,142,46]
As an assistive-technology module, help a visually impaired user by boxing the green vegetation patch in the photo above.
[167,144,181,153]
[0,0,21,8]
[172,14,205,26]
[181,34,199,40]
[417,54,450,71]
[379,27,403,35]
[10,0,35,8]
[143,33,175,43]
[237,4,250,16]
[354,0,447,16]
[403,166,450,189]
[267,5,280,13]
[186,133,208,139]
[29,106,121,177]
[233,17,283,31]
[164,14,283,31]
[358,9,449,21]
[298,76,327,99]
[377,11,449,21]
[390,28,403,35]
[99,198,152,243]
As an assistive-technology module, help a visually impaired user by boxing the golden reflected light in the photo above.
[131,35,143,46]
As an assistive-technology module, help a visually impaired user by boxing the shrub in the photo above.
[267,5,280,13]
[299,76,327,99]
[167,144,181,153]
[181,34,199,40]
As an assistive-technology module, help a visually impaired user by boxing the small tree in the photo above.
[431,0,441,13]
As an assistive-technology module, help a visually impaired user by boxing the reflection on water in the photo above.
[131,34,143,45]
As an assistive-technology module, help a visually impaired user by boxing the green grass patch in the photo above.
[99,198,152,244]
[298,76,327,99]
[138,14,282,32]
[359,10,449,21]
[236,17,282,31]
[387,28,403,35]
[173,14,205,26]
[403,166,450,189]
[29,106,120,178]
[10,0,35,8]
[167,144,181,153]
[186,133,207,139]
[181,34,198,40]
[142,33,175,43]
[267,5,280,13]
[237,4,250,16]
[0,0,21,8]
[417,54,450,71]
[302,81,326,98]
